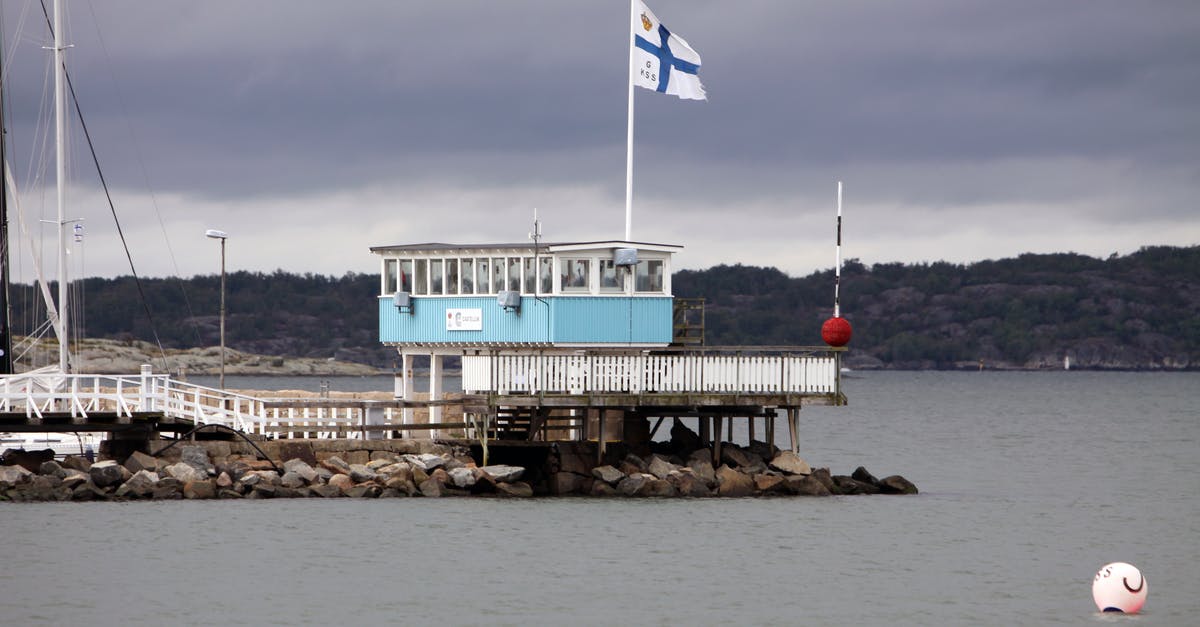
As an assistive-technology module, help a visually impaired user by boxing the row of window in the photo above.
[381,256,665,296]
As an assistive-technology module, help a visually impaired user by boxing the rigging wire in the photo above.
[80,0,204,348]
[38,0,170,371]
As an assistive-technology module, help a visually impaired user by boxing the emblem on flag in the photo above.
[631,1,706,101]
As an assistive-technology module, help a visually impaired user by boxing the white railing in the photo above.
[462,348,841,395]
[0,369,415,440]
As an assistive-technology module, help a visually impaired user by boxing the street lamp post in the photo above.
[205,229,228,389]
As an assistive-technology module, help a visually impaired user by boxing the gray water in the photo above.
[2,371,1197,626]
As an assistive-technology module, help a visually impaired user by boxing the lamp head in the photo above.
[205,229,228,240]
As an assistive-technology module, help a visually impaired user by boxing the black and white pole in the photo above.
[834,180,842,318]
[822,181,852,348]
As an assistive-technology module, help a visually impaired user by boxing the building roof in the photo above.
[369,240,683,254]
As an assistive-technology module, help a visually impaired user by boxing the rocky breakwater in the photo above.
[554,447,917,498]
[546,420,918,498]
[0,445,533,502]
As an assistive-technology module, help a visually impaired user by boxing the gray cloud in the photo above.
[2,0,1196,281]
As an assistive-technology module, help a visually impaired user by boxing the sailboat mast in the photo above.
[53,0,70,373]
[0,17,12,374]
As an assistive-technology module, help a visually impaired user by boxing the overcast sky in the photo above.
[2,0,1197,282]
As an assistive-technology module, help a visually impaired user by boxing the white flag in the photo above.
[631,1,706,100]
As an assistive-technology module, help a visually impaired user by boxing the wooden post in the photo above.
[726,415,733,444]
[767,411,775,451]
[713,415,723,467]
[430,353,443,437]
[699,414,710,446]
[748,415,756,445]
[787,408,799,454]
[597,409,607,465]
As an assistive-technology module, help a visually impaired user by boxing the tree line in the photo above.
[7,245,1198,369]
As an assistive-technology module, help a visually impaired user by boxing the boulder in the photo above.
[878,475,919,495]
[641,478,677,497]
[2,448,54,472]
[497,481,534,498]
[163,462,207,484]
[61,469,89,489]
[61,454,92,472]
[218,489,244,499]
[320,455,352,475]
[123,470,160,497]
[180,445,213,472]
[448,467,476,489]
[375,462,412,480]
[184,480,217,499]
[403,453,446,472]
[720,447,766,474]
[687,458,717,487]
[348,464,378,483]
[217,461,252,482]
[249,484,278,499]
[327,474,354,493]
[215,472,234,489]
[811,468,839,494]
[480,465,525,483]
[343,450,370,466]
[384,476,417,496]
[72,482,108,501]
[345,485,381,498]
[616,473,647,496]
[715,465,755,497]
[90,460,131,488]
[469,470,498,494]
[832,475,880,495]
[280,472,307,489]
[282,459,318,484]
[366,458,394,471]
[621,454,648,473]
[124,451,159,475]
[152,479,183,499]
[418,477,443,497]
[646,455,677,480]
[549,472,584,495]
[589,480,619,497]
[783,475,832,496]
[38,460,66,478]
[310,484,344,498]
[669,418,703,455]
[768,451,812,476]
[748,439,780,462]
[851,466,880,486]
[753,473,786,494]
[410,466,430,485]
[591,465,625,486]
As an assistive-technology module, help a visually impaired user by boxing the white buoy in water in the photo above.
[1092,562,1147,614]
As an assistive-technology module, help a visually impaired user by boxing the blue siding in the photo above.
[551,297,672,343]
[379,295,673,345]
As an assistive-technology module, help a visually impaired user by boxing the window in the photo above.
[384,259,398,295]
[636,259,664,292]
[539,257,552,294]
[400,260,413,293]
[523,258,536,294]
[561,259,590,291]
[413,259,428,295]
[506,257,521,292]
[461,259,474,294]
[600,260,622,292]
[430,259,444,294]
[445,259,459,295]
[476,259,485,294]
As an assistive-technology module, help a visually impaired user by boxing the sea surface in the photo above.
[2,371,1197,626]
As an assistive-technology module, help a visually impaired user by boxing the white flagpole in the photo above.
[625,0,636,242]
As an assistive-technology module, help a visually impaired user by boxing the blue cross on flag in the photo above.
[632,1,706,100]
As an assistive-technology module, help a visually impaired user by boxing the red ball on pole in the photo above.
[822,316,852,347]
